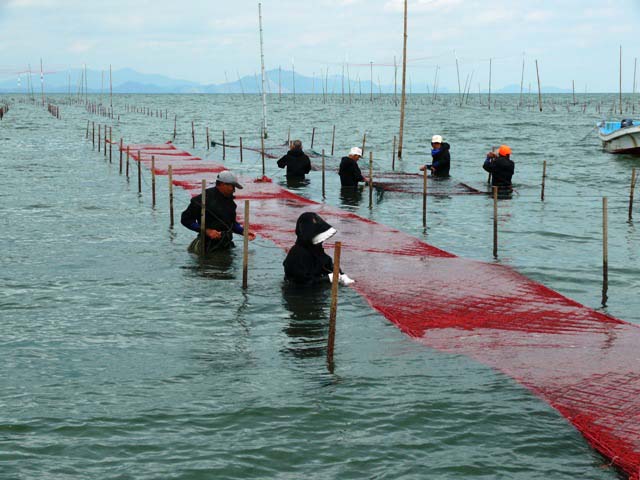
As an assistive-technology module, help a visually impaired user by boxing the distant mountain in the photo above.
[0,67,571,95]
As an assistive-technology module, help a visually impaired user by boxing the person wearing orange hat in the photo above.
[483,145,514,192]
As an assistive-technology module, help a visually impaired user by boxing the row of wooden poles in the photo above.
[125,104,171,119]
[47,103,60,119]
[85,101,116,119]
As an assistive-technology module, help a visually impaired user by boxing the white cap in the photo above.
[349,147,363,157]
[431,135,443,143]
[216,170,243,189]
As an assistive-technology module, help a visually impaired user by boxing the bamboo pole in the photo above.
[397,0,408,158]
[86,120,89,139]
[206,126,210,150]
[535,60,543,112]
[261,131,266,177]
[619,46,623,115]
[493,186,498,258]
[331,125,335,156]
[602,197,608,306]
[422,168,427,227]
[322,149,326,198]
[240,136,243,163]
[103,125,107,158]
[191,121,195,148]
[109,127,112,163]
[98,124,101,152]
[311,127,316,149]
[326,241,342,374]
[629,167,637,221]
[200,180,207,258]
[137,150,142,194]
[173,115,177,140]
[168,165,174,228]
[119,138,123,174]
[126,146,130,179]
[361,132,366,157]
[541,160,547,201]
[242,200,250,289]
[392,135,397,170]
[368,152,373,209]
[488,58,492,110]
[222,130,226,160]
[151,155,156,208]
[92,122,95,149]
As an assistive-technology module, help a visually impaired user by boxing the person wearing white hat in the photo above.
[338,147,368,187]
[180,170,255,254]
[419,135,451,177]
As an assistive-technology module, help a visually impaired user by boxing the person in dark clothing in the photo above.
[339,147,367,187]
[483,145,515,192]
[277,139,312,179]
[420,135,450,177]
[181,170,255,254]
[283,212,354,286]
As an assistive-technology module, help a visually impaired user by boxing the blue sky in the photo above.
[1,0,639,91]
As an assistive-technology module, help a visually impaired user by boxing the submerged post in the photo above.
[261,131,266,177]
[86,120,89,139]
[109,127,112,163]
[311,127,316,149]
[206,126,210,150]
[168,165,174,228]
[629,167,637,221]
[239,136,243,163]
[191,121,195,149]
[422,168,428,228]
[369,151,373,209]
[200,180,207,258]
[222,130,226,160]
[137,150,142,194]
[119,138,123,174]
[242,200,250,289]
[331,125,335,156]
[98,124,101,152]
[602,197,608,306]
[541,160,547,201]
[392,135,397,170]
[92,122,95,149]
[322,149,326,199]
[361,132,366,157]
[126,146,130,179]
[493,186,498,258]
[151,155,156,208]
[173,115,177,140]
[327,241,342,374]
[104,125,107,158]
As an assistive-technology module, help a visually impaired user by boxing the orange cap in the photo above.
[498,145,512,156]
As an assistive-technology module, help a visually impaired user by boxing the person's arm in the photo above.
[303,155,311,174]
[277,155,288,169]
[180,201,201,232]
[354,162,366,183]
[482,156,494,173]
[232,222,256,240]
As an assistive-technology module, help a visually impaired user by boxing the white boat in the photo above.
[597,119,640,154]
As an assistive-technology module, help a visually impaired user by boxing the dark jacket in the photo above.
[339,156,365,187]
[180,186,242,250]
[283,213,335,285]
[277,149,312,178]
[431,143,451,177]
[483,155,515,188]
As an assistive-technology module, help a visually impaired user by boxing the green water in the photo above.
[1,93,638,479]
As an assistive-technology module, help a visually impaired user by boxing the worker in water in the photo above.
[339,147,367,187]
[283,212,354,286]
[277,140,312,179]
[419,135,450,177]
[181,170,255,254]
[483,145,515,192]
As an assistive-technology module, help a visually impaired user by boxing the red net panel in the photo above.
[127,142,640,479]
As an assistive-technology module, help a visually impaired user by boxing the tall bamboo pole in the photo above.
[258,3,268,139]
[242,201,250,289]
[602,197,608,306]
[493,186,498,258]
[619,45,623,115]
[541,161,547,202]
[397,0,408,158]
[326,242,342,374]
[151,156,156,208]
[629,168,637,222]
[331,125,336,156]
[168,165,174,228]
[536,60,543,112]
[368,152,373,209]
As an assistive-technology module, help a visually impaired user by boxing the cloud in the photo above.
[67,40,95,54]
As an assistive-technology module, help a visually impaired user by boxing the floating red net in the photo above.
[127,143,640,479]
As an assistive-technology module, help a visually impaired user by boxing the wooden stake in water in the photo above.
[493,186,498,258]
[331,125,335,156]
[92,122,95,149]
[126,146,130,179]
[200,180,207,258]
[191,121,195,149]
[168,165,174,228]
[392,135,397,170]
[151,155,156,208]
[104,125,107,158]
[239,136,244,163]
[602,197,608,306]
[109,127,112,163]
[368,151,373,209]
[422,168,428,227]
[98,125,101,152]
[541,160,547,202]
[629,167,637,221]
[119,138,123,174]
[86,120,89,139]
[173,115,177,141]
[222,130,226,160]
[397,0,408,158]
[137,150,142,194]
[242,200,250,289]
[535,59,543,112]
[206,126,210,150]
[322,149,326,198]
[361,132,366,156]
[311,127,316,149]
[261,132,266,177]
[326,241,342,374]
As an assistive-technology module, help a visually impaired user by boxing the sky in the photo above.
[1,0,640,92]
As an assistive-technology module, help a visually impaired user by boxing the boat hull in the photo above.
[598,123,640,154]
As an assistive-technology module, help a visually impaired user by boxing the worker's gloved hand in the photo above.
[339,274,355,286]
